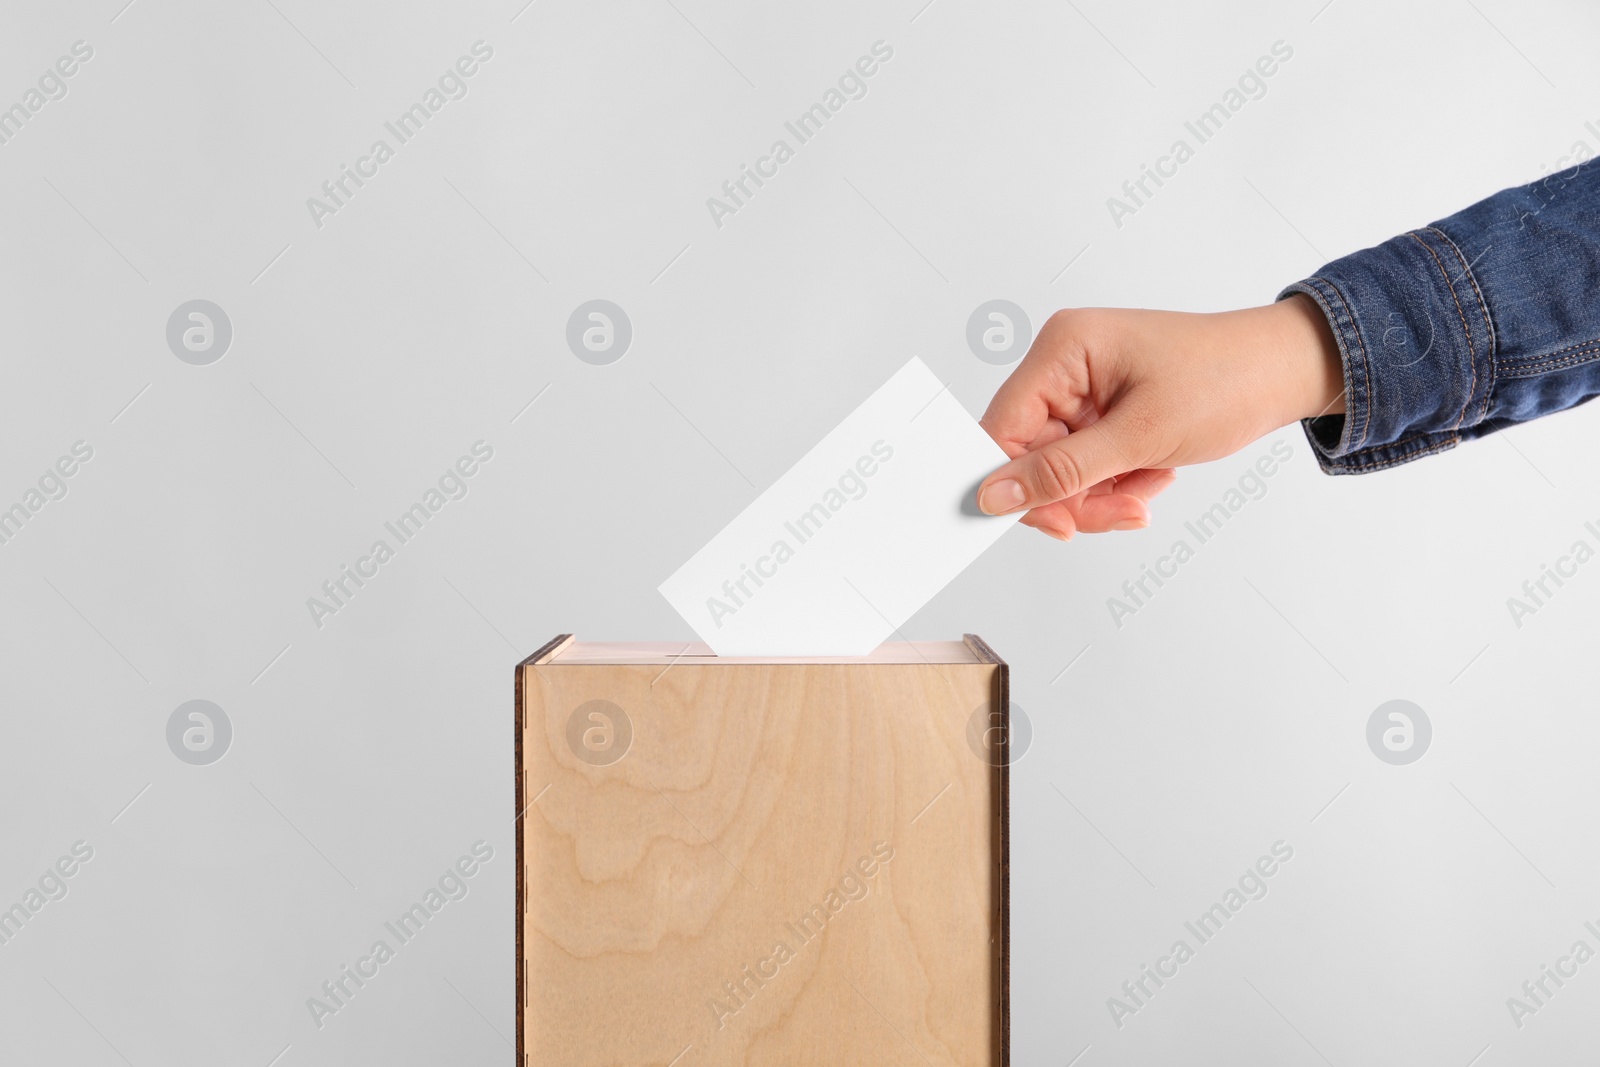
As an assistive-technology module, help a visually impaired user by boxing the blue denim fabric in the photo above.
[1280,162,1600,473]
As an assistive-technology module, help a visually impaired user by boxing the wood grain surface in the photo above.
[519,643,1004,1066]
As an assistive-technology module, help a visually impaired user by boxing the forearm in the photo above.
[1282,163,1600,473]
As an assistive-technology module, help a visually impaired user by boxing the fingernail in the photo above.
[1110,517,1148,532]
[979,479,1025,515]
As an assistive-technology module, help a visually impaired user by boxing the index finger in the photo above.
[977,317,1089,455]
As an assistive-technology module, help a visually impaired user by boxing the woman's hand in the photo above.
[977,295,1345,540]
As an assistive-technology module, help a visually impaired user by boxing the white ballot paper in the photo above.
[658,357,1021,655]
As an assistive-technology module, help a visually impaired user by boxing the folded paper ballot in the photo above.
[658,358,1022,655]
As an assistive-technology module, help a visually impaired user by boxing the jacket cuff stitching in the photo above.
[1405,230,1479,434]
[1427,225,1497,425]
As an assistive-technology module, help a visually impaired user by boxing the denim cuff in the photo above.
[1278,226,1495,475]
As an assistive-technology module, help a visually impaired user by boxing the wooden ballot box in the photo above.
[515,634,1010,1066]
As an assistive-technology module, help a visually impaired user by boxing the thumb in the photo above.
[977,416,1139,515]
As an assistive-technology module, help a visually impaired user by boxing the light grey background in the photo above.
[1,0,1595,1063]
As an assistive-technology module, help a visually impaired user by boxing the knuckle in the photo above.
[1046,307,1107,341]
[1043,308,1080,334]
[1035,447,1085,499]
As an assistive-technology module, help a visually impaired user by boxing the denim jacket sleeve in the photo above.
[1279,162,1600,474]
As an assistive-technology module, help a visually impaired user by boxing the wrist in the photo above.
[1267,294,1346,423]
